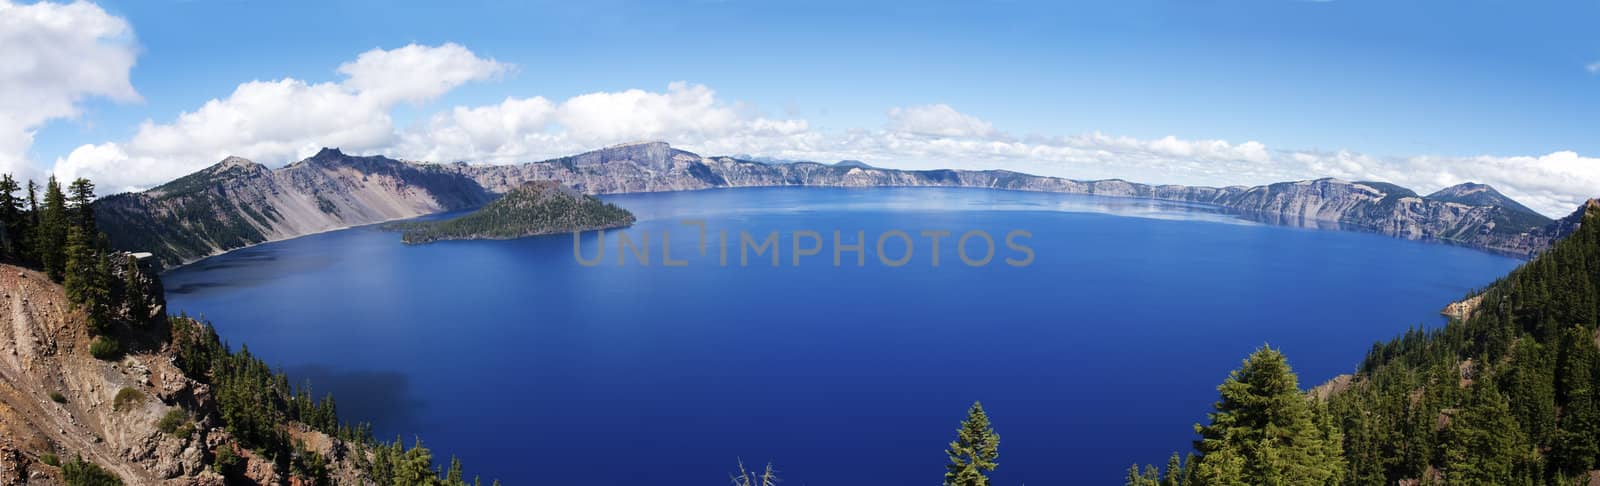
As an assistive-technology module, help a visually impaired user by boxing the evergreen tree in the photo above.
[20,179,38,265]
[944,401,1000,486]
[1439,382,1528,484]
[0,174,21,260]
[1191,345,1344,486]
[1126,464,1162,486]
[1162,452,1186,486]
[1550,326,1600,476]
[395,438,437,486]
[730,460,780,486]
[38,177,68,281]
[67,177,96,234]
[445,456,465,485]
[122,254,151,324]
[63,225,110,333]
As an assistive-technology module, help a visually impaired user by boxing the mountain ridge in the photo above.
[96,142,1580,269]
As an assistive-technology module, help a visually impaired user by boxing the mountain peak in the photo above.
[313,147,346,159]
[215,156,260,170]
[1426,182,1541,216]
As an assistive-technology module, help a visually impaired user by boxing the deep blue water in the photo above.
[162,187,1521,485]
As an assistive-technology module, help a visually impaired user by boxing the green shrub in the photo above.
[88,336,120,361]
[40,453,59,467]
[111,387,143,412]
[213,444,241,476]
[156,409,193,436]
[61,456,122,486]
[49,392,67,404]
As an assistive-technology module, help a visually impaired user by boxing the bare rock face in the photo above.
[99,142,1581,268]
[241,449,283,485]
[1442,294,1485,321]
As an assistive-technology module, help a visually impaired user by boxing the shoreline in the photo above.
[161,184,1531,274]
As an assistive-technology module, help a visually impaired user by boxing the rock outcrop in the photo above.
[97,141,1580,269]
[0,265,371,485]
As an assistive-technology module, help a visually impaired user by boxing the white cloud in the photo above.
[886,104,997,138]
[390,91,1596,217]
[54,43,508,191]
[0,0,138,182]
[1587,61,1600,74]
[43,38,1598,218]
[392,82,813,163]
[337,43,509,104]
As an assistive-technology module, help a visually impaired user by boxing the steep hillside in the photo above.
[387,180,635,244]
[98,142,1576,269]
[1426,182,1553,235]
[0,262,492,485]
[0,265,352,485]
[1428,182,1545,217]
[96,149,493,268]
[1130,199,1600,485]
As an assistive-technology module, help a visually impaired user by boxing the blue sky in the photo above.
[5,0,1599,215]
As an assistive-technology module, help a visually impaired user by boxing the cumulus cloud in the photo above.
[886,104,997,138]
[54,43,506,191]
[0,0,139,181]
[337,43,509,104]
[392,82,813,163]
[389,90,1595,217]
[41,36,1597,217]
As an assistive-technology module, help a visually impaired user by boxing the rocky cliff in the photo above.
[98,141,1578,269]
[0,265,367,485]
[96,149,493,268]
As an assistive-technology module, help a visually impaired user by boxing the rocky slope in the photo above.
[0,265,364,485]
[96,149,493,268]
[98,141,1577,269]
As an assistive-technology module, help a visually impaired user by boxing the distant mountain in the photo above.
[1427,182,1540,215]
[96,148,493,268]
[97,141,1582,269]
[385,180,635,244]
[727,155,872,168]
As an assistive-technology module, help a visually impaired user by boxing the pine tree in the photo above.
[122,254,151,324]
[1440,381,1527,484]
[25,179,38,256]
[730,460,780,486]
[63,225,111,333]
[0,174,21,260]
[38,177,68,281]
[1126,464,1162,486]
[1191,345,1343,486]
[395,438,437,486]
[1163,452,1186,486]
[445,456,465,485]
[944,401,1000,486]
[1550,326,1600,476]
[67,177,96,234]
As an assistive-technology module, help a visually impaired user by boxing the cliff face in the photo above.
[98,141,1579,269]
[455,142,1564,256]
[96,149,493,268]
[0,265,367,485]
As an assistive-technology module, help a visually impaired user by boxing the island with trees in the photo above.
[385,180,635,244]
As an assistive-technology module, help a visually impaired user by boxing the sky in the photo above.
[2,0,1598,216]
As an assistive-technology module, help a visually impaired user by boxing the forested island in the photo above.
[384,180,635,244]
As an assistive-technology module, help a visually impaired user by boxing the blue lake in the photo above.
[161,187,1521,485]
